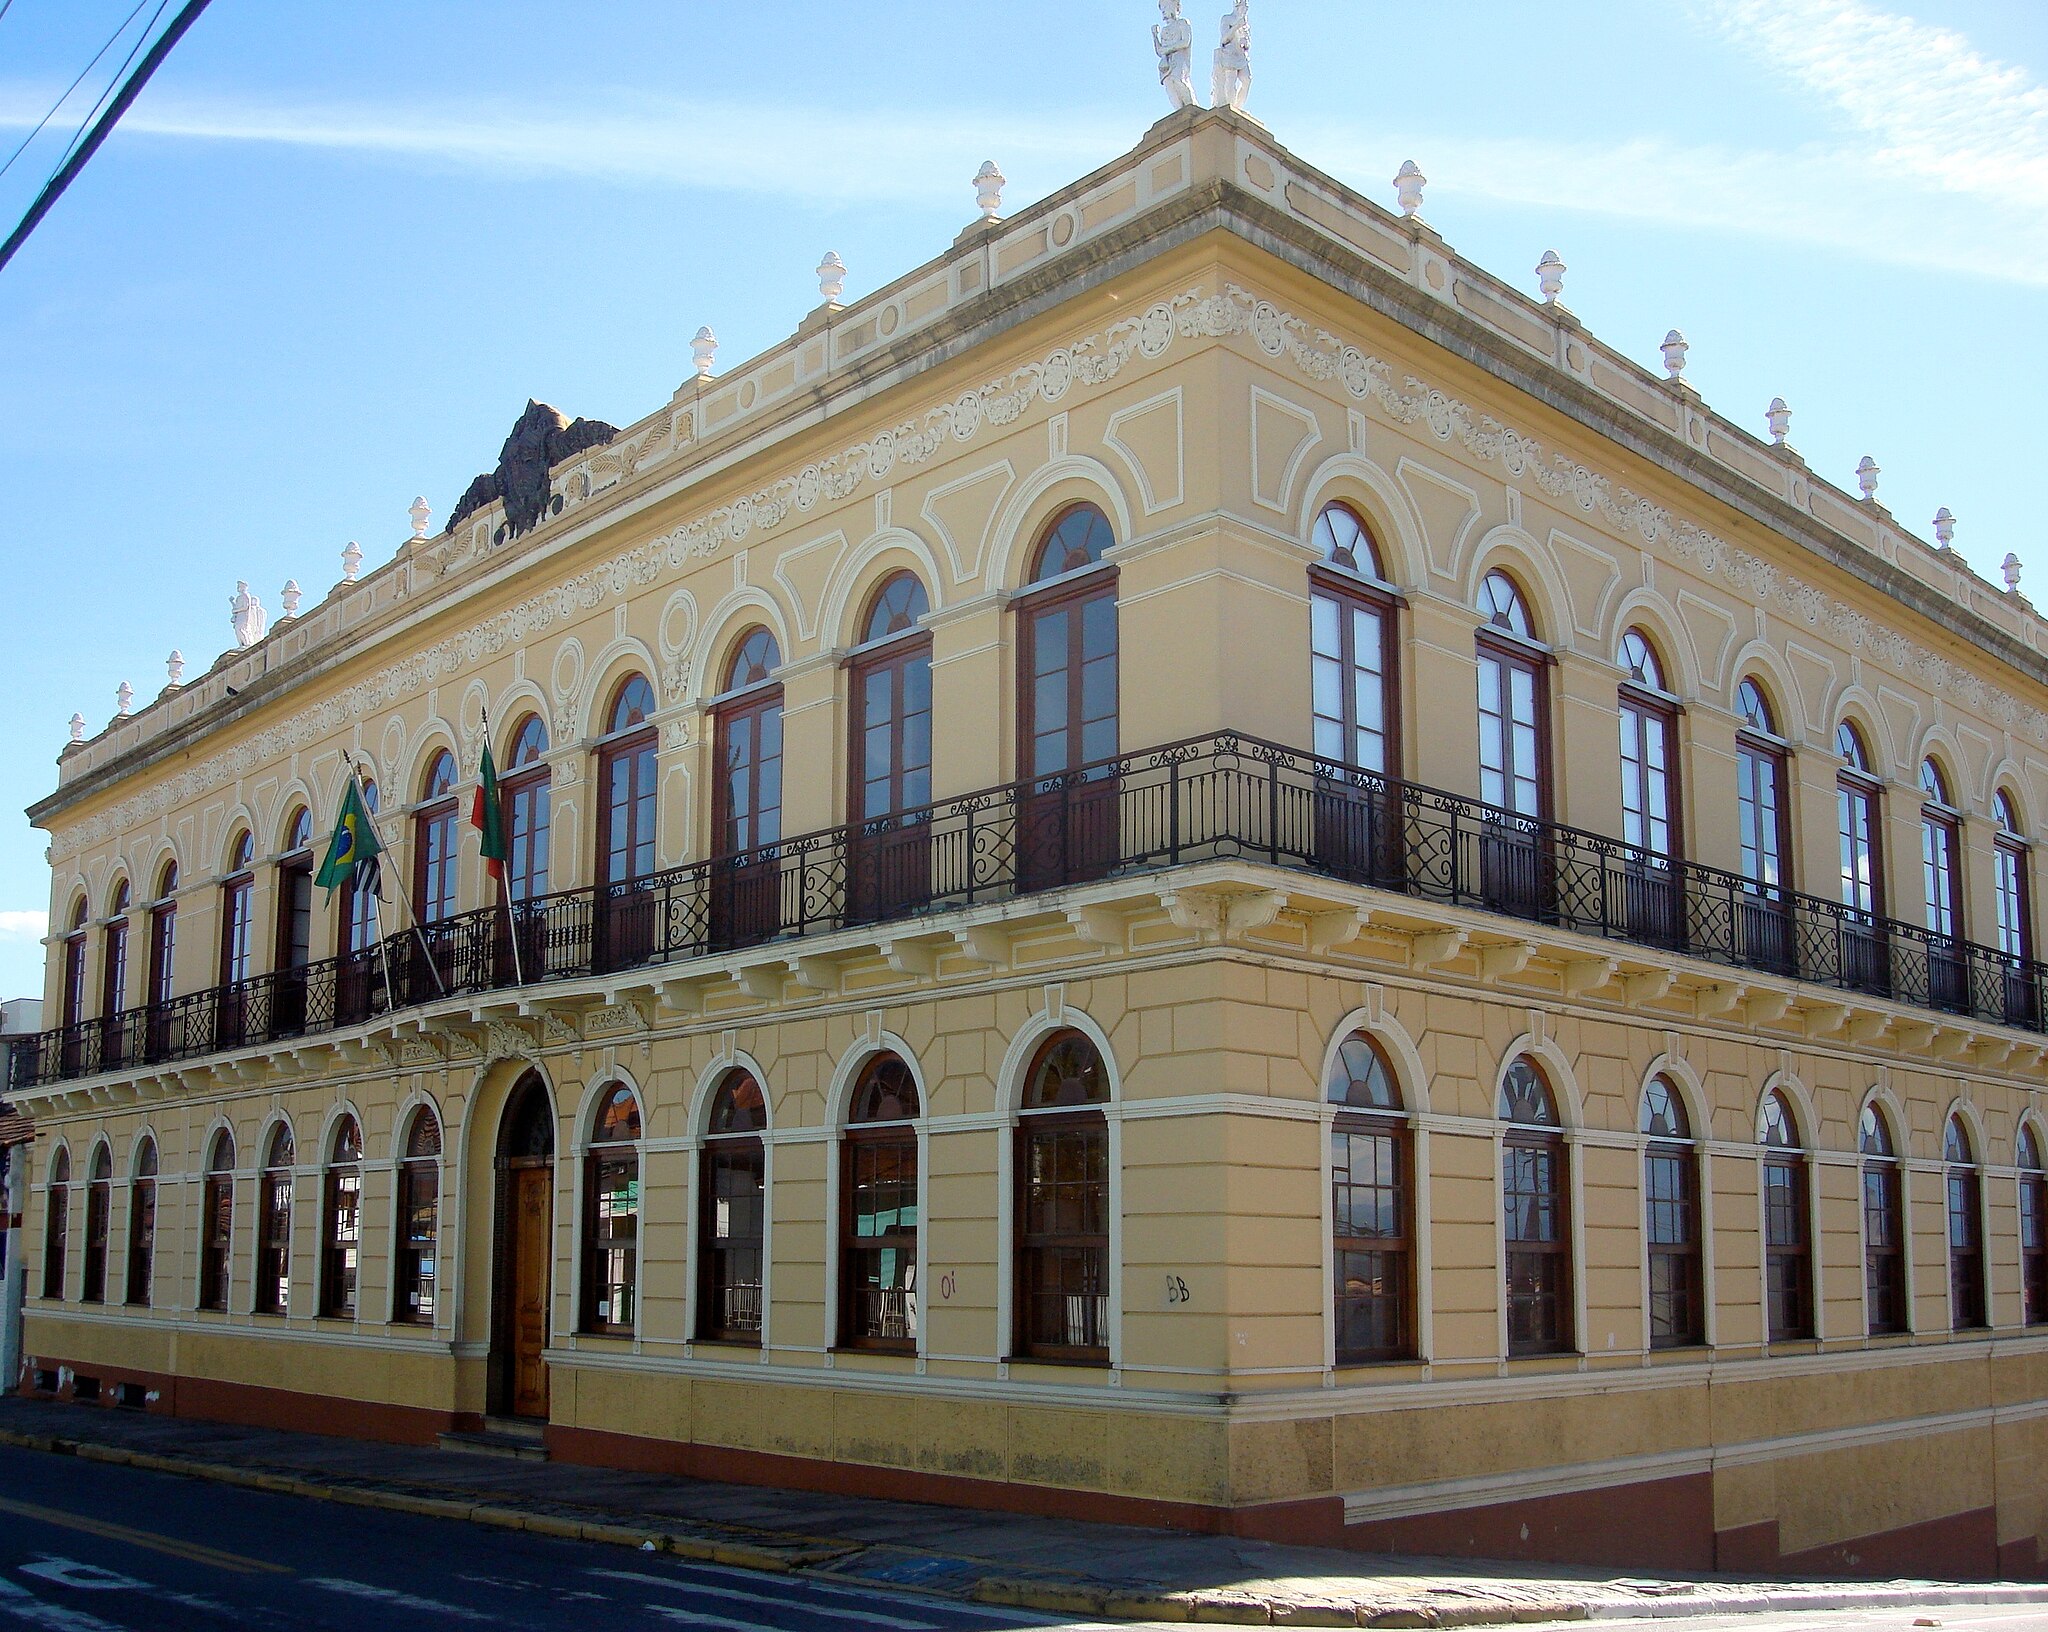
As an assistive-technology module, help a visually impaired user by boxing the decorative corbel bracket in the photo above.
[1844,1010,1891,1046]
[953,924,1011,970]
[1307,906,1373,955]
[1624,968,1676,1006]
[1065,906,1127,952]
[877,936,942,978]
[1479,939,1535,981]
[1563,956,1618,998]
[1409,927,1468,970]
[1694,982,1749,1020]
[1802,1001,1850,1040]
[1745,989,1794,1027]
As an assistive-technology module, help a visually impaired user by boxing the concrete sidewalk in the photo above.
[0,1397,2041,1628]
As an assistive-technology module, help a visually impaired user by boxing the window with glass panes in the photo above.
[321,1117,362,1318]
[1945,1117,1985,1330]
[1641,1076,1702,1347]
[1759,1091,1812,1341]
[80,1144,111,1304]
[254,1123,294,1316]
[414,752,460,924]
[125,1140,156,1307]
[581,1085,641,1334]
[199,1132,234,1312]
[698,1071,766,1342]
[1015,1031,1111,1362]
[2021,1126,2048,1327]
[1500,1056,1570,1355]
[394,1109,441,1323]
[1327,1033,1412,1362]
[1309,503,1395,775]
[1859,1105,1907,1335]
[841,1055,920,1350]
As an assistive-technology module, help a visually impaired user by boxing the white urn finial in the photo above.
[2003,552,2024,593]
[1536,249,1566,305]
[166,650,185,687]
[229,580,267,648]
[1393,160,1426,218]
[341,540,363,582]
[973,160,1005,220]
[409,495,431,539]
[816,251,846,305]
[1932,507,1956,551]
[691,325,718,379]
[1660,329,1688,380]
[1855,455,1881,501]
[280,579,302,619]
[67,712,85,745]
[115,681,134,717]
[1766,397,1792,445]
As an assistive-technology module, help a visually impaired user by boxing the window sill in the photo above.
[692,1336,763,1352]
[1003,1353,1110,1371]
[828,1344,917,1360]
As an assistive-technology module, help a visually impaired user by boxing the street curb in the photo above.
[10,1425,2048,1627]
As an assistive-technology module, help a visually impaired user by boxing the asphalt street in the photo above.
[0,1443,1157,1632]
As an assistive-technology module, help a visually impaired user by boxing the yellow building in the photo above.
[16,105,2048,1578]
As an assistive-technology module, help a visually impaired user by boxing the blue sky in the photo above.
[0,0,2044,1003]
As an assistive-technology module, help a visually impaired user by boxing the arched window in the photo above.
[146,860,178,1024]
[100,880,131,1069]
[1018,505,1120,890]
[504,714,552,906]
[2020,1125,2047,1328]
[321,1116,363,1319]
[1327,1033,1412,1363]
[41,1147,69,1300]
[1618,630,1678,856]
[81,1144,112,1304]
[1837,723,1887,993]
[1994,793,2035,1025]
[598,675,661,967]
[1759,1090,1812,1341]
[394,1107,442,1323]
[276,806,314,975]
[125,1138,157,1308]
[1310,502,1396,775]
[581,1085,642,1334]
[414,750,460,926]
[699,1070,767,1342]
[1500,1055,1570,1355]
[1945,1116,1985,1331]
[1735,679,1794,972]
[220,831,255,984]
[1920,758,1966,1010]
[1015,1031,1111,1362]
[1476,573,1549,918]
[1859,1104,1906,1335]
[254,1122,294,1316]
[101,881,130,1019]
[711,634,785,948]
[59,899,87,1073]
[339,780,382,959]
[1641,1076,1702,1348]
[848,576,933,924]
[199,1130,234,1312]
[841,1055,920,1350]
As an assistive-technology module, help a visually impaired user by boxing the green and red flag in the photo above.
[314,776,384,897]
[472,735,507,880]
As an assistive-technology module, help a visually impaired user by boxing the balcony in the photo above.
[19,732,2046,1089]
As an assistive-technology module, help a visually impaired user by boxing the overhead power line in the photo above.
[0,0,153,187]
[0,0,212,279]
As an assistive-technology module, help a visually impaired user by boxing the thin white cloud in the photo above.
[0,89,1123,209]
[0,911,47,942]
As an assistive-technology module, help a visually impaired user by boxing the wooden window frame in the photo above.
[80,1151,111,1305]
[1737,727,1793,893]
[147,894,176,1005]
[1502,1127,1572,1356]
[839,1125,919,1352]
[502,747,551,906]
[254,1137,293,1317]
[60,917,86,1031]
[696,1136,765,1344]
[41,1156,68,1301]
[1996,831,2033,963]
[711,682,786,859]
[125,1152,156,1308]
[596,727,657,884]
[2023,1154,2048,1328]
[1308,564,1401,777]
[1016,566,1121,784]
[1837,764,1886,918]
[847,631,934,825]
[320,1121,362,1320]
[100,909,128,1021]
[1012,1107,1111,1364]
[1946,1125,1986,1332]
[1763,1152,1812,1341]
[1862,1156,1907,1335]
[413,782,461,928]
[1618,683,1683,862]
[198,1161,233,1314]
[393,1112,442,1325]
[1475,630,1552,823]
[1330,1109,1414,1363]
[1921,798,1964,944]
[218,849,255,988]
[580,1090,641,1336]
[1643,1138,1704,1348]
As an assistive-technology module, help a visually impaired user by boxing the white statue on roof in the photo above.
[1153,0,1195,110]
[230,580,266,648]
[1211,0,1251,112]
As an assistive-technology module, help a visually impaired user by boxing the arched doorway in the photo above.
[490,1072,555,1419]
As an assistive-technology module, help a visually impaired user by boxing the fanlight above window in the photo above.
[421,750,456,801]
[1837,721,1872,773]
[509,713,549,766]
[592,1084,642,1145]
[1022,1033,1110,1109]
[330,1115,362,1165]
[1326,1033,1401,1111]
[608,675,657,734]
[1619,628,1665,691]
[850,1055,920,1123]
[724,628,781,691]
[1640,1076,1690,1140]
[1313,503,1384,578]
[1997,791,2024,838]
[1737,678,1777,736]
[1944,1116,1974,1166]
[1498,1056,1559,1125]
[265,1123,295,1169]
[708,1069,767,1135]
[1858,1104,1895,1157]
[1759,1090,1800,1148]
[1478,571,1535,640]
[1920,758,1953,807]
[1029,503,1114,582]
[862,574,929,643]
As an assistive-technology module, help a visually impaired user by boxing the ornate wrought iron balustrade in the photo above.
[17,734,2045,1088]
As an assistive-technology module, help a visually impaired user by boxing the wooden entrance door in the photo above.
[507,1165,552,1418]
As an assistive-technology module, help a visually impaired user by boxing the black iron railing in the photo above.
[18,733,2046,1088]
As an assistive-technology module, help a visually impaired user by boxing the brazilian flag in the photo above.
[314,778,384,898]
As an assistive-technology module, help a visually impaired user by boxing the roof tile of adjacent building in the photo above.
[36,105,2047,836]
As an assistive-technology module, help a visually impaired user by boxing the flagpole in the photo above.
[478,708,528,989]
[343,750,447,1000]
[337,752,405,1015]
